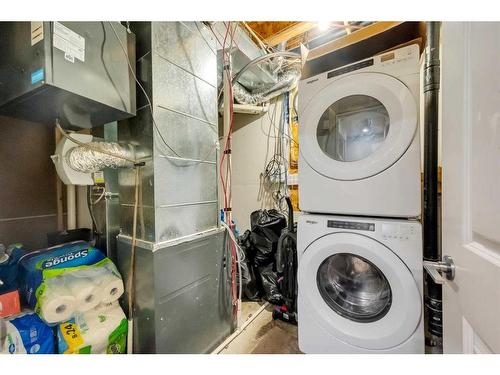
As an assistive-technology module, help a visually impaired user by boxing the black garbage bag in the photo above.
[250,231,274,267]
[249,209,286,267]
[250,209,287,236]
[237,230,261,301]
[258,263,284,305]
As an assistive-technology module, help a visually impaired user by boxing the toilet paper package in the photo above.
[18,241,124,325]
[56,302,127,354]
[1,311,55,354]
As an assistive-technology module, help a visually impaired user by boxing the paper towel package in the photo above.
[18,241,124,325]
[1,311,55,354]
[57,302,127,354]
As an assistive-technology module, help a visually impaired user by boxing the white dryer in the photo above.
[298,44,421,217]
[297,213,424,354]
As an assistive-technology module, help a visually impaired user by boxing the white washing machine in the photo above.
[298,44,421,217]
[297,213,424,354]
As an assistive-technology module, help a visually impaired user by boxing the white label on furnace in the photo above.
[31,21,44,45]
[53,22,85,62]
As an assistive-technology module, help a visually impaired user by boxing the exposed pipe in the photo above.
[231,51,300,85]
[66,184,76,230]
[231,50,301,106]
[233,67,301,106]
[423,22,442,342]
[55,126,64,231]
[66,142,134,173]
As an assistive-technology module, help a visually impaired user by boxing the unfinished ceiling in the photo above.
[244,21,369,50]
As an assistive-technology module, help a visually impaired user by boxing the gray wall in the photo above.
[0,116,58,249]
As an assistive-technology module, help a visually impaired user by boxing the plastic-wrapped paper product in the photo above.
[0,311,55,354]
[57,302,127,354]
[38,280,76,324]
[95,273,124,304]
[66,275,102,313]
[18,241,124,325]
[0,244,26,294]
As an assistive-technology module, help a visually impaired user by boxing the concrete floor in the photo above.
[220,301,301,354]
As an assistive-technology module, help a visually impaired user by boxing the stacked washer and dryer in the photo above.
[297,44,424,353]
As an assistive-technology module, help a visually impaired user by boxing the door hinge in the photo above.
[423,255,455,284]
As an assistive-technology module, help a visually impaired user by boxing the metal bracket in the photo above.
[423,255,455,284]
[104,192,119,200]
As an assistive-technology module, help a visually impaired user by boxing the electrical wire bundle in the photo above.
[261,95,291,215]
[209,22,241,321]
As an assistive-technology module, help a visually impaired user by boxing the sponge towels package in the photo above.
[66,276,102,312]
[97,273,124,304]
[39,281,76,324]
[18,241,124,325]
[57,302,127,354]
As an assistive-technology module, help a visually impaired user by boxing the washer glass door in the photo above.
[299,232,421,350]
[317,253,392,323]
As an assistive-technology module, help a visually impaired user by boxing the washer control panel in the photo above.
[327,220,375,232]
[381,223,418,241]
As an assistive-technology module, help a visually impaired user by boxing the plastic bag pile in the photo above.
[237,209,287,305]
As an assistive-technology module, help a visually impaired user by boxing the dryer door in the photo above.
[299,232,421,350]
[300,72,417,181]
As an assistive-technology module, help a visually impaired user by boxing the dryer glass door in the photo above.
[317,95,390,163]
[299,232,421,350]
[300,72,417,181]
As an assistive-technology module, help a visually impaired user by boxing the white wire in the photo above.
[92,188,106,205]
[220,220,243,304]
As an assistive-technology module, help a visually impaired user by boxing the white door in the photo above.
[300,72,418,180]
[299,232,421,350]
[442,22,500,354]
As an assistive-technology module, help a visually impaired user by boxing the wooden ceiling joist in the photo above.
[251,21,366,50]
[263,22,317,47]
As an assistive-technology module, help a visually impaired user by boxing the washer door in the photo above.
[299,232,421,350]
[300,72,417,181]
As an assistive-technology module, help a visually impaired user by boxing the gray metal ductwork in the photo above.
[231,51,301,105]
[114,22,232,354]
[233,66,301,105]
[0,22,136,129]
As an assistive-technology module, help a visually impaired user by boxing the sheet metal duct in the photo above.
[0,22,136,128]
[233,66,301,105]
[116,22,232,353]
[213,22,277,92]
